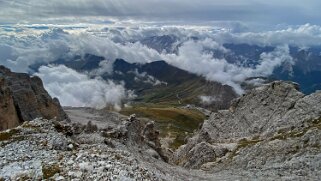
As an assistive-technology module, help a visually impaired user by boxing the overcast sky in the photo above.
[1,0,321,27]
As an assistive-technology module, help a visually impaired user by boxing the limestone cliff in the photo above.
[0,65,69,131]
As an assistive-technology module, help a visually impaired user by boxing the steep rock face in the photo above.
[173,81,321,176]
[0,77,20,130]
[0,65,68,130]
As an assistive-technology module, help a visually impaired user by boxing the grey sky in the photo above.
[1,0,321,26]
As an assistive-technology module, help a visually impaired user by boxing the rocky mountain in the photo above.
[0,66,68,131]
[173,81,321,179]
[1,81,321,180]
[140,35,179,54]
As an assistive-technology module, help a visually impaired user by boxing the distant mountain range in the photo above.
[30,54,237,110]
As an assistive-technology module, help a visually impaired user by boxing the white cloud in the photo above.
[253,45,294,76]
[0,29,72,72]
[35,65,130,110]
[88,23,321,47]
[128,69,167,86]
[161,39,293,94]
[199,95,219,105]
[211,24,321,47]
[89,59,114,76]
[65,31,162,64]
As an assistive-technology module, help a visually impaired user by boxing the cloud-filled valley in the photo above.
[34,65,130,110]
[1,24,321,107]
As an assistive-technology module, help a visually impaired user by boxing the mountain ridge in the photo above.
[35,55,237,110]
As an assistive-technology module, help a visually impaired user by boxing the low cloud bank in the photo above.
[35,65,130,110]
[164,40,293,93]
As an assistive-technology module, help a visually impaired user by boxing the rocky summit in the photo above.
[0,66,68,131]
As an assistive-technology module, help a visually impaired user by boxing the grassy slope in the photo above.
[139,79,205,105]
[120,104,206,149]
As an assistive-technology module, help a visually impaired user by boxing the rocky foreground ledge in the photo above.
[0,117,166,180]
[0,115,217,180]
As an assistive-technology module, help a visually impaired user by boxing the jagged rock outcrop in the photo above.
[65,108,170,161]
[0,65,68,131]
[173,81,321,179]
[101,114,168,162]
